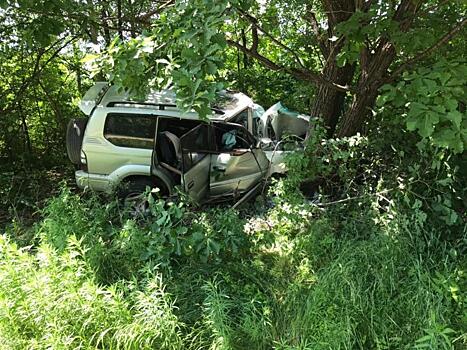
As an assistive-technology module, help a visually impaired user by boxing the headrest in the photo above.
[160,131,181,160]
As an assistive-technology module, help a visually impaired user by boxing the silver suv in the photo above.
[66,83,308,204]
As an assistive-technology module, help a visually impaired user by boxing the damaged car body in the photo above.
[66,82,310,205]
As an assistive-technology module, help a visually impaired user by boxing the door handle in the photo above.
[187,180,195,189]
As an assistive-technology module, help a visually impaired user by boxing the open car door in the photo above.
[180,124,212,204]
[209,122,269,198]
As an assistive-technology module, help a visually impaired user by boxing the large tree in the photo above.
[2,0,466,151]
[92,0,465,148]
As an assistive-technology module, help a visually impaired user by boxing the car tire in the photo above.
[119,177,171,214]
[66,118,88,165]
[119,177,153,199]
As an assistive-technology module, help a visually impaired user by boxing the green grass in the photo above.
[0,235,182,349]
[0,186,465,349]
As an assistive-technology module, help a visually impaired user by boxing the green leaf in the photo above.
[445,110,462,129]
[205,60,217,75]
[444,99,458,111]
[432,129,463,153]
[408,102,428,117]
[207,238,220,254]
[439,72,451,85]
[81,54,100,64]
[433,129,457,146]
[419,112,439,137]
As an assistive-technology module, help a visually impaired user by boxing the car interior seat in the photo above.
[158,131,182,175]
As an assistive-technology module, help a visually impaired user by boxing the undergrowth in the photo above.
[0,181,464,349]
[0,129,465,349]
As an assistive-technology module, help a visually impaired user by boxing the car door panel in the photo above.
[183,155,210,203]
[180,124,212,204]
[209,123,269,197]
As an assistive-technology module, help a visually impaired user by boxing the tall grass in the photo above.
[0,235,181,350]
[0,186,465,349]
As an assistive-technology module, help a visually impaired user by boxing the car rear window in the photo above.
[104,113,157,149]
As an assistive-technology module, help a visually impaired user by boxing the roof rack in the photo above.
[107,101,225,115]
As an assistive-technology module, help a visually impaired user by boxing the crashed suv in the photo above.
[66,82,309,204]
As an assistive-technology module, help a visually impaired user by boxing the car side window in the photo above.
[104,113,157,149]
[180,124,213,172]
[214,124,255,152]
[230,108,249,130]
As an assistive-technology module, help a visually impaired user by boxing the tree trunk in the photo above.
[310,63,355,136]
[336,88,378,137]
[332,0,421,137]
[310,0,422,138]
[336,40,398,137]
[309,0,356,137]
[19,107,32,154]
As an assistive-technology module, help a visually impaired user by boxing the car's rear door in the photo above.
[179,124,212,204]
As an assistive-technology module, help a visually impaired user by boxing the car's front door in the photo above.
[180,124,212,204]
[209,123,269,198]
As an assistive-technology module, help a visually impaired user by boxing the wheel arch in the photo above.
[120,172,174,195]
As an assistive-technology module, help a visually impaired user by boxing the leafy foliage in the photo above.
[1,162,465,348]
[378,59,466,153]
[38,188,250,281]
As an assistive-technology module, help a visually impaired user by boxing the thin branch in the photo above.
[0,35,79,117]
[316,186,393,207]
[37,36,80,76]
[227,39,282,71]
[235,7,306,69]
[226,39,353,93]
[138,0,175,23]
[387,18,467,82]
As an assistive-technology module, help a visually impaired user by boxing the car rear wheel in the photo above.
[119,177,170,216]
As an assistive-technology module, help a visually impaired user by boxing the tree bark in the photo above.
[311,63,355,136]
[309,0,356,136]
[335,0,422,137]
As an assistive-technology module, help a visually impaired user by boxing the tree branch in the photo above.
[251,25,258,52]
[387,18,467,83]
[226,39,353,93]
[138,0,175,23]
[227,39,282,71]
[305,10,329,56]
[235,7,306,69]
[0,35,80,117]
